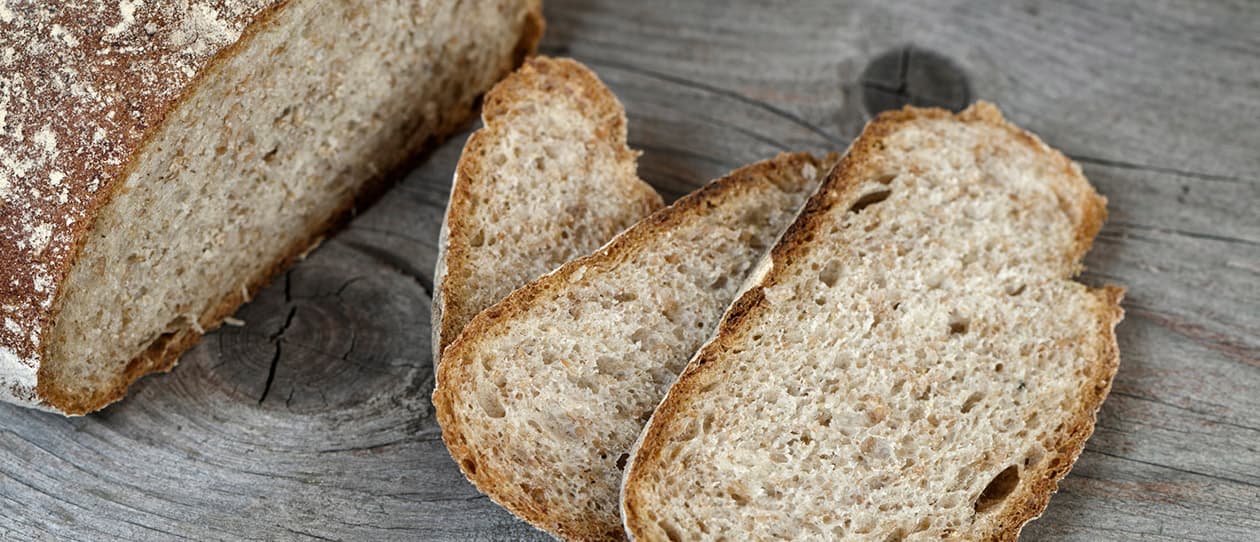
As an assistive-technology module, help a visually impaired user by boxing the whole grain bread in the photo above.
[432,57,664,361]
[433,152,835,541]
[621,102,1124,541]
[0,0,543,414]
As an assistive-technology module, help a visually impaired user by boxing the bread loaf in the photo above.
[434,152,833,540]
[621,103,1124,541]
[432,57,663,361]
[0,0,542,414]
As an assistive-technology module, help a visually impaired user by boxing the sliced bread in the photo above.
[432,57,664,360]
[433,152,836,541]
[621,102,1124,541]
[0,0,543,414]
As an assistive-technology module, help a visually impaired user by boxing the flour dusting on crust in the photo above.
[0,0,278,406]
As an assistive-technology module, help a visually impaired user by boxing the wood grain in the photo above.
[2,0,1257,540]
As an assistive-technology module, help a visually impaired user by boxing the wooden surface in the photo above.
[2,1,1258,540]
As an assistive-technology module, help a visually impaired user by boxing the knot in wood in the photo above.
[861,46,971,115]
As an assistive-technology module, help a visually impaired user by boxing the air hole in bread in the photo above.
[613,291,636,302]
[948,315,970,335]
[819,259,842,287]
[477,388,506,418]
[849,188,892,214]
[912,517,932,533]
[961,391,983,413]
[1007,283,1026,296]
[570,374,598,393]
[595,356,619,376]
[469,229,485,247]
[974,465,1020,514]
[521,483,545,503]
[873,173,897,185]
[1024,446,1045,468]
[727,485,750,505]
[461,458,478,476]
[709,275,728,290]
[675,419,700,442]
[883,527,907,542]
[616,453,630,470]
[658,520,683,542]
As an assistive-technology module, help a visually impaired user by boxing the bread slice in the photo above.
[432,57,664,360]
[0,0,543,414]
[621,103,1124,541]
[433,152,835,541]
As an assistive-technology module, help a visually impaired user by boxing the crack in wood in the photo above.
[1084,448,1260,489]
[579,55,843,146]
[284,527,337,541]
[1110,220,1260,248]
[259,306,299,404]
[1126,302,1260,367]
[349,225,438,248]
[1110,390,1260,434]
[339,239,435,299]
[1069,153,1256,185]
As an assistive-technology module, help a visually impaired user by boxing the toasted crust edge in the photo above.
[434,152,830,542]
[31,1,545,415]
[433,56,664,361]
[621,102,1125,541]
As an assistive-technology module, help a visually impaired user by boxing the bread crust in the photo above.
[434,152,830,541]
[621,102,1124,541]
[432,56,664,361]
[0,0,544,414]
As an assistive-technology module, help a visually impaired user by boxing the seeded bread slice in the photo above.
[621,102,1124,541]
[432,57,663,361]
[433,152,835,541]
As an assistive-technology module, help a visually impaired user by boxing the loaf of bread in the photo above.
[621,103,1124,541]
[0,0,542,414]
[432,57,663,361]
[434,152,833,540]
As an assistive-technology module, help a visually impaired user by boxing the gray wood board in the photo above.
[2,0,1257,540]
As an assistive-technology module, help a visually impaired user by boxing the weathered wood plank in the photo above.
[1,0,1257,540]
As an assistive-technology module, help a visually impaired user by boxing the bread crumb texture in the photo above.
[1,0,542,412]
[622,103,1123,542]
[435,56,663,357]
[0,0,275,407]
[435,152,833,541]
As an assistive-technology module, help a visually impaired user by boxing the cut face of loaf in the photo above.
[0,0,543,414]
[432,57,664,360]
[433,152,835,541]
[622,103,1124,541]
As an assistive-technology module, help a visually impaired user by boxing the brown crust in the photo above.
[622,102,1125,540]
[434,56,663,357]
[0,0,286,399]
[434,152,831,541]
[22,0,545,415]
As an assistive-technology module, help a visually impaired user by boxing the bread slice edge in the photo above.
[18,1,545,415]
[432,56,664,363]
[435,152,831,541]
[620,102,1126,541]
